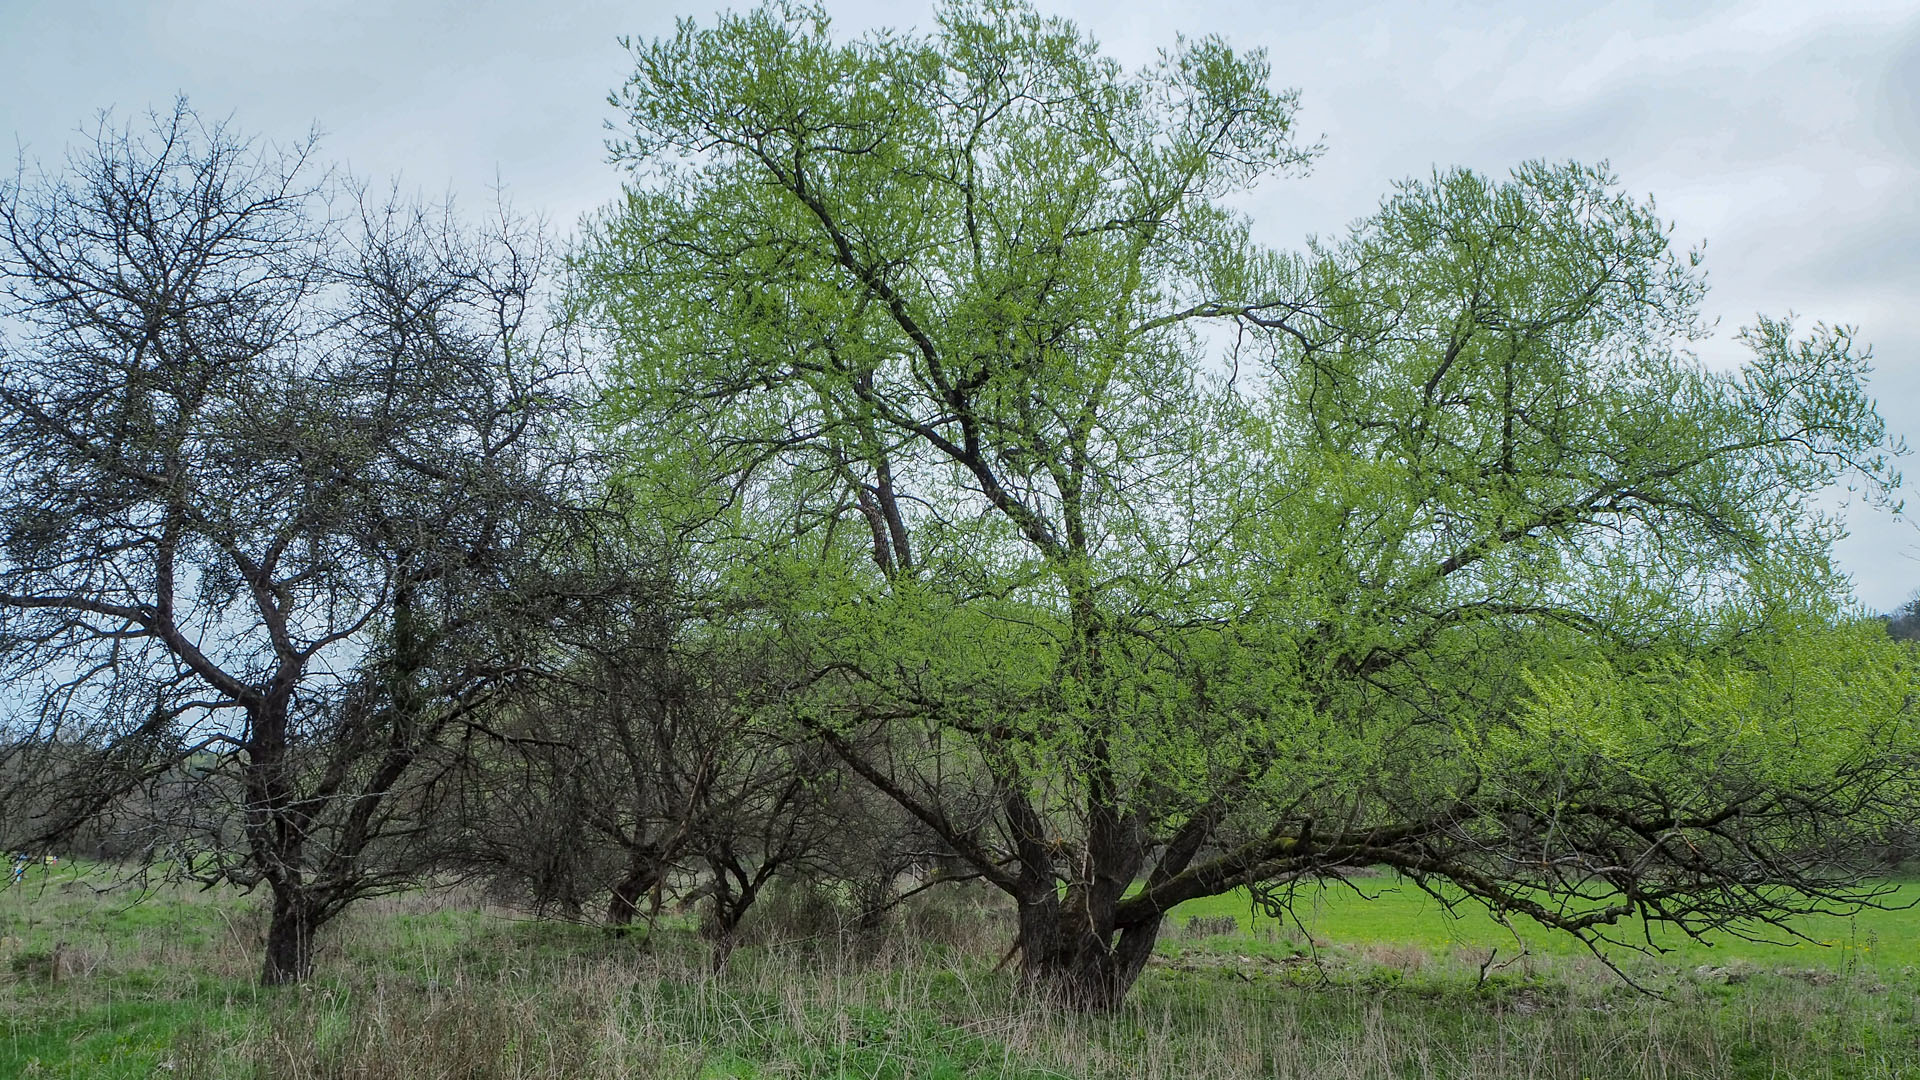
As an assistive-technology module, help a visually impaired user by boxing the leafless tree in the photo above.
[0,103,589,985]
[442,564,887,968]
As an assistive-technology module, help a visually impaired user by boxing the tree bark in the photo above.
[701,850,774,973]
[606,851,664,927]
[1015,902,1163,1011]
[262,890,321,986]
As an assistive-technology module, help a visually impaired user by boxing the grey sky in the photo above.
[4,0,1916,610]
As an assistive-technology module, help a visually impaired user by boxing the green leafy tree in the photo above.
[580,1,1916,1008]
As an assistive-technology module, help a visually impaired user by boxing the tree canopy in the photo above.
[577,0,1916,1008]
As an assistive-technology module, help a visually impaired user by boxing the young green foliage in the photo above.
[579,1,1912,1009]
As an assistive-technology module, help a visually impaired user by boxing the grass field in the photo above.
[3,862,1917,1079]
[1169,876,1920,972]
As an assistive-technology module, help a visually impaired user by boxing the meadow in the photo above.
[4,863,1917,1079]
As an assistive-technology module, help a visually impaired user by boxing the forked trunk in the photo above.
[606,853,665,927]
[702,880,760,972]
[1015,898,1163,1011]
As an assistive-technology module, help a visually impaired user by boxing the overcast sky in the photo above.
[3,0,1916,610]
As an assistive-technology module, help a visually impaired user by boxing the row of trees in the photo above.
[1887,596,1920,642]
[3,1,1916,1010]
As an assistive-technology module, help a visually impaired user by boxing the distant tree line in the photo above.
[1886,595,1920,643]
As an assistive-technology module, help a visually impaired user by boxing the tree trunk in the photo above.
[262,890,321,986]
[606,851,664,927]
[854,874,895,932]
[703,881,759,972]
[1015,904,1162,1011]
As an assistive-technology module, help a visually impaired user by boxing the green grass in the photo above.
[4,863,1918,1078]
[1167,875,1920,973]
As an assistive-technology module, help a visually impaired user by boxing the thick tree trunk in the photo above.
[262,890,321,986]
[249,696,323,987]
[1015,903,1162,1011]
